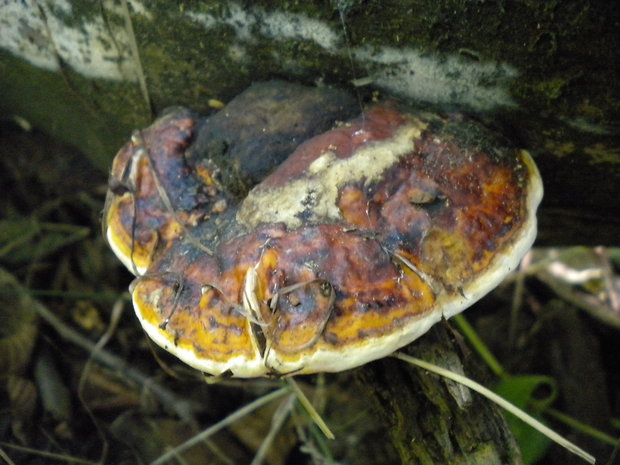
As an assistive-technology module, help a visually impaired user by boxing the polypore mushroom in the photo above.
[104,82,543,378]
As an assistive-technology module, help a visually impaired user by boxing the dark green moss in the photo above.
[2,0,619,176]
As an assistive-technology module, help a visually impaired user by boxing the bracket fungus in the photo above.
[104,81,543,378]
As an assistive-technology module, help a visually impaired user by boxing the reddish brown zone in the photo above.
[413,135,526,279]
[129,104,530,358]
[287,107,528,285]
[261,105,406,188]
[340,136,524,286]
[137,219,434,354]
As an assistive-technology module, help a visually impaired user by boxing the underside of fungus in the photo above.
[104,81,543,378]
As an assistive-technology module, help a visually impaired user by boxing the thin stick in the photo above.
[150,387,289,465]
[393,353,596,464]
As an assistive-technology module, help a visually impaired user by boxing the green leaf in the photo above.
[494,375,557,464]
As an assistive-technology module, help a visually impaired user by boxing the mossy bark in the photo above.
[1,1,617,244]
[356,324,523,465]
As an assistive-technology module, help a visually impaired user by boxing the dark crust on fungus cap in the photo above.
[104,82,359,275]
[103,108,213,274]
[187,80,359,197]
[119,103,543,377]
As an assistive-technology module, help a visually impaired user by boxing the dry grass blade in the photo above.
[76,298,125,464]
[150,387,289,465]
[0,442,99,465]
[250,394,296,465]
[0,446,16,465]
[394,353,596,464]
[286,378,335,440]
[119,0,151,114]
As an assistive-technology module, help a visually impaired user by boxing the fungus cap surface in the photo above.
[105,101,543,378]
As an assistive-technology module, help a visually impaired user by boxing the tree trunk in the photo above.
[0,1,618,245]
[357,324,523,465]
